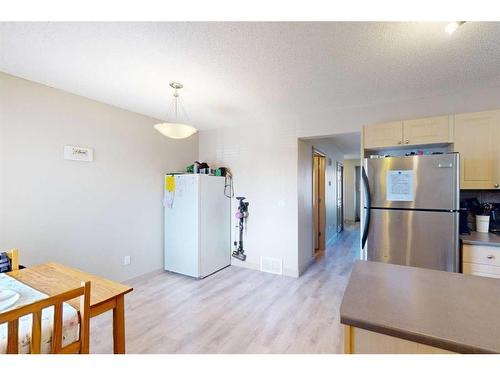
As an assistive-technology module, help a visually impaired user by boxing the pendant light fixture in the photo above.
[154,82,197,139]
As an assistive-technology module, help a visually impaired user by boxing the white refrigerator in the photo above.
[163,174,231,278]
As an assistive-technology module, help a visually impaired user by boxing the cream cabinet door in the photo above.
[403,115,452,145]
[495,118,500,189]
[454,110,499,190]
[363,121,403,149]
[347,326,454,354]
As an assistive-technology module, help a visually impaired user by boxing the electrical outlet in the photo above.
[124,256,131,265]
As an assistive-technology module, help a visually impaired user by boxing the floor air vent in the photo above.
[260,256,283,275]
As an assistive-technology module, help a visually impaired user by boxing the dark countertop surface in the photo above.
[340,260,500,354]
[460,231,500,247]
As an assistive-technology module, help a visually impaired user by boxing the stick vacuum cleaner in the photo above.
[232,197,249,261]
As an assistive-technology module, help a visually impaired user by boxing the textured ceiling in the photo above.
[1,22,500,130]
[327,132,361,156]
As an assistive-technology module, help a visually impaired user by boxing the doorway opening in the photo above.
[336,161,344,233]
[312,149,326,252]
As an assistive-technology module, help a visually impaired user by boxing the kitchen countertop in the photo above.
[340,260,500,354]
[460,231,500,247]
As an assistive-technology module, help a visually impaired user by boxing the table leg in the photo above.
[113,295,126,354]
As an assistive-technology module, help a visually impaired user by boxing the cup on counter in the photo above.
[476,215,490,233]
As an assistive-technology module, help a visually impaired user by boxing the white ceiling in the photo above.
[1,22,500,131]
[327,132,361,157]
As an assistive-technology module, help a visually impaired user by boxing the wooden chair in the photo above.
[0,281,91,354]
[5,248,19,271]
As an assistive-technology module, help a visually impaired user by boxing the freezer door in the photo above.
[366,209,459,272]
[364,154,459,210]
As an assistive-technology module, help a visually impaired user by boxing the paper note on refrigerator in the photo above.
[165,175,175,192]
[386,170,414,201]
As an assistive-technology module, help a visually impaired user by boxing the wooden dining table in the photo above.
[8,262,133,354]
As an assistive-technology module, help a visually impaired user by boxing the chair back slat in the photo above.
[79,281,91,354]
[7,320,19,354]
[51,302,63,353]
[30,310,42,354]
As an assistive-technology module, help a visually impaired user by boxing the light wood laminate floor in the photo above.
[90,224,360,353]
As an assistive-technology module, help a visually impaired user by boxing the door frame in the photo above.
[312,148,326,253]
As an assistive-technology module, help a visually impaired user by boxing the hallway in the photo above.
[90,224,361,354]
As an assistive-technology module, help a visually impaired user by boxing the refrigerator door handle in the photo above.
[361,166,371,249]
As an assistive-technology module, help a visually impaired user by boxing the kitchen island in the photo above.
[340,260,500,354]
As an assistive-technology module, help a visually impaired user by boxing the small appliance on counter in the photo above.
[489,203,500,235]
[459,200,470,235]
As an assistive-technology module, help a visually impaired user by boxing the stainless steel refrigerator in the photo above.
[361,153,460,272]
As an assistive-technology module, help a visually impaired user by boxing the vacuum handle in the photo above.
[361,166,371,249]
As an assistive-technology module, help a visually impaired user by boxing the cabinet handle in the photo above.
[397,140,402,145]
[495,183,499,188]
[487,255,495,259]
[405,140,409,144]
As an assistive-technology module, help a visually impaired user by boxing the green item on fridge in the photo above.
[186,164,194,173]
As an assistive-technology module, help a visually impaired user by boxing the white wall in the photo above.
[198,122,299,276]
[0,73,198,281]
[343,158,361,222]
[198,85,500,277]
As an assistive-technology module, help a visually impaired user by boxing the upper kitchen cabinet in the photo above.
[363,121,403,149]
[454,110,500,190]
[402,115,452,146]
[363,116,453,150]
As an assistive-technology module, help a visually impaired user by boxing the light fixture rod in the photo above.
[169,82,183,121]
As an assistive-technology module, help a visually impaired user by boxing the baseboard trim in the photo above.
[123,268,164,284]
[298,256,315,277]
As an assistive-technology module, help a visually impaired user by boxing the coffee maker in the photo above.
[490,203,500,234]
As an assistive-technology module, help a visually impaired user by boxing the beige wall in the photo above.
[343,158,361,222]
[0,73,198,281]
